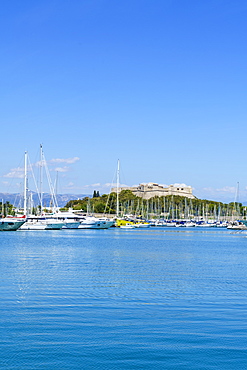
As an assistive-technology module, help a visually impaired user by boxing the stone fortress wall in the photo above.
[112,182,195,200]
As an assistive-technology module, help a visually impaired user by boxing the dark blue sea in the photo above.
[1,227,247,369]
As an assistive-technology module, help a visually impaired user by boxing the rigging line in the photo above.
[28,154,42,206]
[103,161,119,215]
[42,152,58,209]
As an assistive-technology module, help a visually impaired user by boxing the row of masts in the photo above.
[108,198,243,221]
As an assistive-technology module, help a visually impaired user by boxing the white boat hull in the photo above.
[119,225,135,229]
[45,222,64,230]
[62,221,80,229]
[78,221,109,229]
[21,223,46,230]
[135,223,150,228]
[20,218,64,230]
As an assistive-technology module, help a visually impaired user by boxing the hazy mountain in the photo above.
[0,193,90,208]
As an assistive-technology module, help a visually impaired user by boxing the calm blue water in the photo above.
[1,227,247,369]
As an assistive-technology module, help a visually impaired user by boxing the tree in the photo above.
[93,190,100,198]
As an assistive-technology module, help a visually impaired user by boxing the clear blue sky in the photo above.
[1,0,247,203]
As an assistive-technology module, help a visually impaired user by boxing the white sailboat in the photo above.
[20,148,64,230]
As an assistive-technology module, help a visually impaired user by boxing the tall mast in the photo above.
[40,144,43,214]
[116,159,120,217]
[234,181,240,219]
[24,151,28,216]
[55,171,58,196]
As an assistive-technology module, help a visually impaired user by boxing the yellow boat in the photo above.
[116,219,135,227]
[116,219,150,228]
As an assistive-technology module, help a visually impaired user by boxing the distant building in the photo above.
[111,182,195,200]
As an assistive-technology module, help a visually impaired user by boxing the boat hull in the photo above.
[62,222,80,229]
[45,222,64,230]
[20,219,64,230]
[78,222,108,229]
[0,219,26,231]
[21,223,46,230]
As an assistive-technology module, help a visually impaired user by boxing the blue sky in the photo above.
[1,0,247,203]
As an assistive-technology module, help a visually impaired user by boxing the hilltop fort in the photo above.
[111,182,195,200]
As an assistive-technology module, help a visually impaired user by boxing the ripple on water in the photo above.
[1,228,247,369]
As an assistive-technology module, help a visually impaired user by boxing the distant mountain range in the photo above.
[0,193,90,208]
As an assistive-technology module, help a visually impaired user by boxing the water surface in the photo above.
[0,228,247,369]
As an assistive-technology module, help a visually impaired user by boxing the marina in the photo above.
[1,151,245,232]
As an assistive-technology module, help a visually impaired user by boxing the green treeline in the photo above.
[64,190,245,219]
[0,201,14,217]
